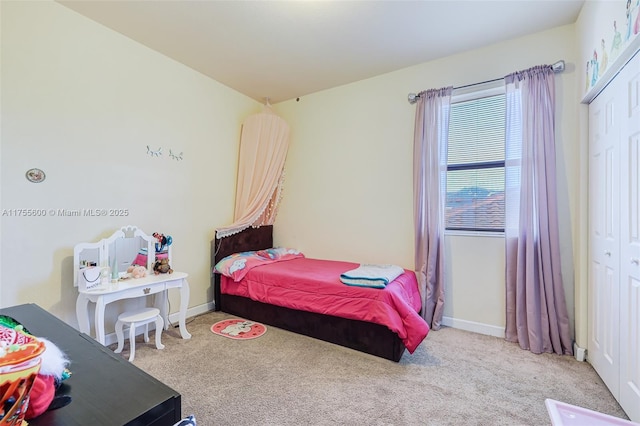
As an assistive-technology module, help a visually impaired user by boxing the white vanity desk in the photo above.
[74,225,192,346]
[76,271,191,345]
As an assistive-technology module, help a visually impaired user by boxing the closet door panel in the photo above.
[620,277,640,421]
[620,59,640,422]
[588,85,621,397]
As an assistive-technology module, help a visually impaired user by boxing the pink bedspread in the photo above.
[220,257,430,353]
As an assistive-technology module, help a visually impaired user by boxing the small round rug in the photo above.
[211,318,267,340]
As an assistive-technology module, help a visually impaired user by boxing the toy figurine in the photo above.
[153,258,173,275]
[152,232,172,253]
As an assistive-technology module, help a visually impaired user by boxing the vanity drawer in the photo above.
[119,283,165,299]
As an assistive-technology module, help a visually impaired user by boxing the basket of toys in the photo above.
[0,315,46,425]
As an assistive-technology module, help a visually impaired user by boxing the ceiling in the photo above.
[57,1,585,104]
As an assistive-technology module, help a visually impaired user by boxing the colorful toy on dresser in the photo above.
[0,315,71,424]
[152,232,172,254]
[126,264,147,278]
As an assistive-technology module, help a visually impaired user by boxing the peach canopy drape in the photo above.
[216,107,290,239]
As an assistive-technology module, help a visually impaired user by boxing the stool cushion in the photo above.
[118,307,161,323]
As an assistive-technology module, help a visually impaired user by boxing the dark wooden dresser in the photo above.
[0,303,181,426]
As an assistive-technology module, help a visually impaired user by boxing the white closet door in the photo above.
[588,82,621,397]
[619,54,640,422]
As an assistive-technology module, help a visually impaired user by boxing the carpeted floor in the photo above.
[118,311,629,425]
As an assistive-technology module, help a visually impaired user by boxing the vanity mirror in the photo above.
[73,226,160,287]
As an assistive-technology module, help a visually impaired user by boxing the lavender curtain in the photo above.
[504,66,572,355]
[413,87,452,330]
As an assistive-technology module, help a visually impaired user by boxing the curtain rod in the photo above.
[407,60,565,104]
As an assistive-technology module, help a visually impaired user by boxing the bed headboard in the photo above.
[213,225,273,264]
[211,225,273,310]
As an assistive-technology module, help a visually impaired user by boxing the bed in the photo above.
[211,225,429,362]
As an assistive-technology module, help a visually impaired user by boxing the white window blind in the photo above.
[446,94,505,232]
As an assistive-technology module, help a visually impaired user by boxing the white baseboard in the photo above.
[103,302,213,346]
[441,316,505,338]
[441,318,588,361]
[167,301,213,326]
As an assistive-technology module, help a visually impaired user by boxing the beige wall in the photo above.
[0,1,260,327]
[1,1,587,342]
[275,24,580,337]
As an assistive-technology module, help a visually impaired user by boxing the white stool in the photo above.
[115,307,164,362]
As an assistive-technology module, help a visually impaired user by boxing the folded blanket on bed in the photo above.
[340,264,405,288]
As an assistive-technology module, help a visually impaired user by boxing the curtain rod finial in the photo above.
[408,93,418,104]
[552,60,565,73]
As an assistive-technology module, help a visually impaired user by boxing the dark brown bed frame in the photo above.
[211,225,407,362]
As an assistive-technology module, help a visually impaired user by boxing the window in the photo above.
[446,91,505,232]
